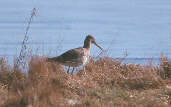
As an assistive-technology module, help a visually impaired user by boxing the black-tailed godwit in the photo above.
[47,35,103,74]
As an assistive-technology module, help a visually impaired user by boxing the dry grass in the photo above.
[0,56,170,107]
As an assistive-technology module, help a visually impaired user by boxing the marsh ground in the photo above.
[0,55,170,107]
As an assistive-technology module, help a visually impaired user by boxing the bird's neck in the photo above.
[83,40,91,49]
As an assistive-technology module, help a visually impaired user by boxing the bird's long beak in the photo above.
[94,41,103,50]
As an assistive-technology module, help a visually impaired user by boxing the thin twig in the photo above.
[15,8,37,70]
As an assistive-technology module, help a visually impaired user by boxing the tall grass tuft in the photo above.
[160,55,171,79]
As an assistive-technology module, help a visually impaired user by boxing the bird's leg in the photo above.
[82,64,86,73]
[83,65,86,71]
[83,66,86,75]
[71,67,75,75]
[67,66,70,74]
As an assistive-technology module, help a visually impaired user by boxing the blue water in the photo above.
[0,0,171,64]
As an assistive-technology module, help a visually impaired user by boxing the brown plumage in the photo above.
[47,35,103,74]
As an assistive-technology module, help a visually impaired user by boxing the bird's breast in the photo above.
[82,48,90,65]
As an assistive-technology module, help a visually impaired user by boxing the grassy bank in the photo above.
[0,55,170,107]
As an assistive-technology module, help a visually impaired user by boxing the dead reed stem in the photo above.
[15,8,37,71]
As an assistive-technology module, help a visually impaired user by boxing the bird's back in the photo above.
[47,47,89,67]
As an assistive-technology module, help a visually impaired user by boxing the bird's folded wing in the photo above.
[57,47,84,63]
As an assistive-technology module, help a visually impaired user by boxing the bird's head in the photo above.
[84,35,103,50]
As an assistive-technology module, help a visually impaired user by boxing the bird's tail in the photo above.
[46,57,57,62]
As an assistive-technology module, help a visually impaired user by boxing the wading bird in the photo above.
[47,35,103,74]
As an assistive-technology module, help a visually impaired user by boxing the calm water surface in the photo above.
[0,0,171,64]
